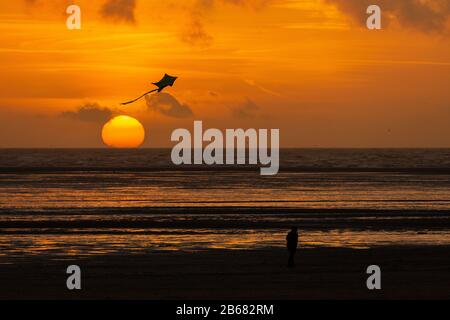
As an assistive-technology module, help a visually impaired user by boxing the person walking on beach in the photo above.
[286,227,299,268]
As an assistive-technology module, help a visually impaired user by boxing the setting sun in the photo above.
[102,115,145,148]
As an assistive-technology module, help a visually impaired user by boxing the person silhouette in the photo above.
[286,227,299,268]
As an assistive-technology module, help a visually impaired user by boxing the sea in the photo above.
[0,148,449,260]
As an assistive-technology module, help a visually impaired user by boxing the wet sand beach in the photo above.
[1,246,449,300]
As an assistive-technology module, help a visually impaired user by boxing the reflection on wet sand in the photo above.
[1,149,450,263]
[1,229,450,261]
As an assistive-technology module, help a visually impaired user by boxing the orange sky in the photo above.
[0,0,449,148]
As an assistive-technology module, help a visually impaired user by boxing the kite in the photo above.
[121,74,178,106]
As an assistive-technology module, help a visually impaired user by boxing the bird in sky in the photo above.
[121,74,178,106]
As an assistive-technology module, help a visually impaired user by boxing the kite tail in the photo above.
[121,88,159,105]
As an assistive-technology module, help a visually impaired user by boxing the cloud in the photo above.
[245,79,281,96]
[181,0,273,46]
[146,93,194,118]
[181,18,213,46]
[231,98,261,119]
[60,103,113,123]
[324,0,450,32]
[100,0,137,23]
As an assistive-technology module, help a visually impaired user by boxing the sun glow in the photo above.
[102,115,145,148]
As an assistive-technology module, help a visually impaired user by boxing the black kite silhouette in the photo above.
[121,74,178,106]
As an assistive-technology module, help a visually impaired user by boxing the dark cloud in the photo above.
[181,18,213,46]
[324,0,450,32]
[146,93,194,118]
[231,98,261,119]
[181,0,273,46]
[60,103,113,123]
[24,0,137,24]
[100,0,137,23]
